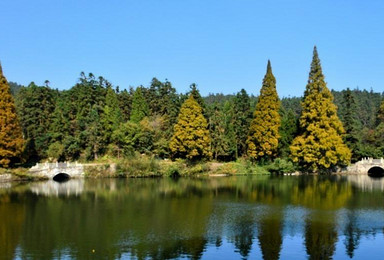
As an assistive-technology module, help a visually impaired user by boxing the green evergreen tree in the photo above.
[377,98,384,124]
[223,100,237,160]
[117,88,132,122]
[15,82,56,159]
[233,89,252,158]
[290,47,351,172]
[0,63,24,167]
[85,105,104,159]
[278,108,298,158]
[170,95,211,161]
[102,87,122,135]
[187,83,207,118]
[341,88,361,161]
[49,91,71,144]
[247,61,281,161]
[210,103,233,160]
[130,87,149,123]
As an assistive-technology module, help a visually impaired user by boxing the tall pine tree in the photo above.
[247,61,281,162]
[290,47,351,172]
[15,82,56,159]
[0,63,24,167]
[233,89,252,158]
[341,88,361,162]
[130,86,149,123]
[170,95,211,161]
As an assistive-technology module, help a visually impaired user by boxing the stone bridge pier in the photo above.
[29,162,84,180]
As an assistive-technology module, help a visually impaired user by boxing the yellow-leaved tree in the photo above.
[247,60,281,161]
[170,94,211,161]
[290,47,351,172]
[0,63,24,167]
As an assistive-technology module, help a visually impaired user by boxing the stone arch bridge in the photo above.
[29,162,84,180]
[347,158,384,177]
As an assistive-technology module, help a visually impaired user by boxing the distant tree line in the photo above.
[0,47,383,172]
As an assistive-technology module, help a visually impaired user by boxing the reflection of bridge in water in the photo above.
[29,179,84,197]
[345,175,384,191]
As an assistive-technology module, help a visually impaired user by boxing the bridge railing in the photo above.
[30,161,82,171]
[356,157,384,165]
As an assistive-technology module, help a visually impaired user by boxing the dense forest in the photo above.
[1,48,384,172]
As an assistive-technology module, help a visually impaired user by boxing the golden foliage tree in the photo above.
[247,61,281,161]
[0,63,24,167]
[290,47,351,172]
[170,95,211,160]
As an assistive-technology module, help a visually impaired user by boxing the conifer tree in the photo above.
[187,83,207,118]
[377,98,384,124]
[130,87,149,123]
[0,63,24,167]
[247,61,281,161]
[170,95,211,161]
[117,89,132,122]
[290,47,351,172]
[341,88,361,161]
[102,87,122,131]
[210,103,233,160]
[279,109,298,158]
[15,82,56,159]
[233,89,252,158]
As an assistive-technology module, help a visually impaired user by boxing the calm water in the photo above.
[1,175,384,259]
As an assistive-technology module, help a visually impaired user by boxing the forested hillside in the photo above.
[9,76,383,164]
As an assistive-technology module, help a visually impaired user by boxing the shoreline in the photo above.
[0,166,373,184]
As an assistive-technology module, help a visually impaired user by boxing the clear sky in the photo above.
[0,0,383,97]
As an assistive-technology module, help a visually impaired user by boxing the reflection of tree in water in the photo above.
[234,222,253,259]
[227,211,255,259]
[305,215,338,260]
[18,180,212,260]
[258,211,282,260]
[292,176,352,210]
[131,237,207,260]
[344,212,361,258]
[0,194,25,260]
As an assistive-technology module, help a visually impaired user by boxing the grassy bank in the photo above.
[0,167,48,182]
[84,154,297,178]
[1,155,297,181]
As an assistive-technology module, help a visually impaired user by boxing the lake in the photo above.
[1,175,384,259]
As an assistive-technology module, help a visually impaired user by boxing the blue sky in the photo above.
[0,0,383,97]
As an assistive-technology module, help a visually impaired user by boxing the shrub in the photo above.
[266,158,296,174]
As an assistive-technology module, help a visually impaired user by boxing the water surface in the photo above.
[1,175,384,259]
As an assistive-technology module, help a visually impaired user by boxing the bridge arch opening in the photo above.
[368,167,384,178]
[53,173,70,182]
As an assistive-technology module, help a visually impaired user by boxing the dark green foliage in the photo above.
[233,89,252,158]
[101,86,122,145]
[278,109,298,158]
[15,82,56,159]
[186,83,207,117]
[117,88,132,122]
[7,52,384,164]
[48,72,109,160]
[130,87,149,123]
[144,78,181,139]
[9,82,23,96]
[85,106,104,160]
[340,88,361,162]
[209,102,236,161]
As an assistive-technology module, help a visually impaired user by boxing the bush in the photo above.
[116,154,160,177]
[266,158,296,174]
